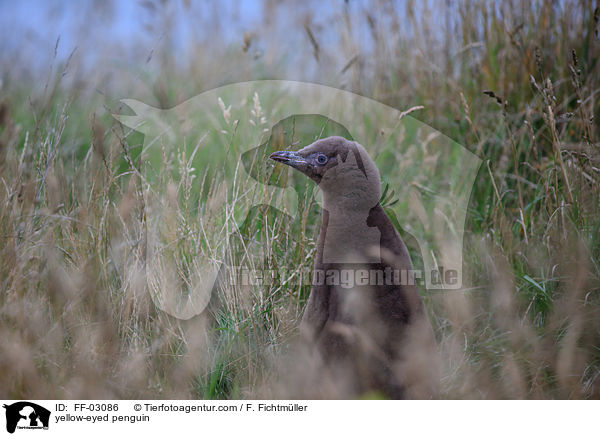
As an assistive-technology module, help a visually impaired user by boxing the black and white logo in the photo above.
[3,402,50,434]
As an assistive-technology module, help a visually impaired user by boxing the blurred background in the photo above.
[2,0,597,131]
[0,0,542,107]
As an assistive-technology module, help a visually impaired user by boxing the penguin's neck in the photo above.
[320,196,381,264]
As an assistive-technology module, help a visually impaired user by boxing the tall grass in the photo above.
[0,0,599,399]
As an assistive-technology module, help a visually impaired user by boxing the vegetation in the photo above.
[0,0,598,399]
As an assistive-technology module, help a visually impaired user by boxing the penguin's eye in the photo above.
[316,154,328,165]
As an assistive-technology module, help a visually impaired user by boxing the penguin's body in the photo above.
[270,136,438,398]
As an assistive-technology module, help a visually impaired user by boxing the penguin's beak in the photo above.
[269,150,309,170]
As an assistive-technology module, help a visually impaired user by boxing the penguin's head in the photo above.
[270,136,381,210]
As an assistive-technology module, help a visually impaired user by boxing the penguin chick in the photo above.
[270,136,439,399]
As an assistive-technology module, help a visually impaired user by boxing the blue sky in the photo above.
[0,0,340,70]
[0,0,462,98]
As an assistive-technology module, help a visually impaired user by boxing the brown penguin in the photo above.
[270,136,439,399]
